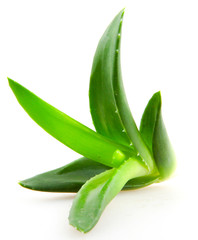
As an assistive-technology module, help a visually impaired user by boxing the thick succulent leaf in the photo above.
[89,9,131,147]
[124,175,159,190]
[19,157,110,192]
[69,158,148,233]
[19,157,159,193]
[8,78,135,168]
[89,9,155,171]
[140,92,176,179]
[140,91,161,153]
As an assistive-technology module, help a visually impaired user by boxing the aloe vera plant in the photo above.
[9,9,176,233]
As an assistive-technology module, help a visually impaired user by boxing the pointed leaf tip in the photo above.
[140,91,176,180]
[9,79,135,168]
[89,9,156,171]
[7,77,13,85]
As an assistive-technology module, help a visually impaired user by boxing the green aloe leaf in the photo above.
[125,175,159,189]
[8,78,135,168]
[89,9,156,171]
[140,91,162,152]
[89,9,131,147]
[69,158,148,233]
[19,157,110,192]
[19,157,159,193]
[140,92,176,180]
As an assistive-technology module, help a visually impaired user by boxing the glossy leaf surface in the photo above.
[69,158,148,233]
[140,92,176,179]
[19,157,159,192]
[89,9,156,171]
[8,78,136,168]
[19,157,110,192]
[89,9,131,147]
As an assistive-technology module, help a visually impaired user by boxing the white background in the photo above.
[0,0,198,239]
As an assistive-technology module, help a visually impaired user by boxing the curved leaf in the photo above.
[125,175,159,190]
[19,157,159,193]
[69,158,148,233]
[89,9,156,171]
[140,92,176,179]
[140,91,161,153]
[89,9,131,147]
[19,157,110,192]
[8,78,136,168]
